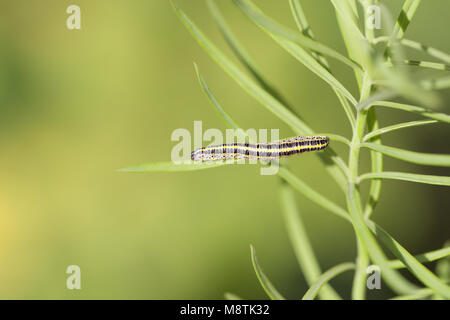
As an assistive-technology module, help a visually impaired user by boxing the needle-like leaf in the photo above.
[361,142,450,167]
[302,263,355,300]
[360,171,450,186]
[250,245,285,300]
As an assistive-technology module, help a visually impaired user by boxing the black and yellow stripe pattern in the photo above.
[191,136,329,161]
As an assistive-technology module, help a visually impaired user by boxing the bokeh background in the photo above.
[0,0,448,299]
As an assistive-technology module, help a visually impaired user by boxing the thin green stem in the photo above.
[373,37,450,64]
[302,262,355,300]
[390,287,433,300]
[363,120,437,142]
[347,106,418,295]
[387,247,450,269]
[363,108,383,218]
[349,74,371,299]
[352,238,369,299]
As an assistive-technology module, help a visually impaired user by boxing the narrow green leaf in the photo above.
[194,65,349,301]
[207,0,297,114]
[195,65,349,183]
[359,171,450,186]
[289,0,338,74]
[171,1,348,190]
[383,0,421,59]
[374,37,450,64]
[363,120,437,141]
[283,168,446,295]
[281,154,447,295]
[436,243,450,283]
[278,167,351,223]
[331,0,369,87]
[434,243,450,299]
[364,108,383,218]
[356,91,397,111]
[361,142,450,167]
[288,0,356,127]
[401,38,450,64]
[387,247,450,269]
[392,0,422,39]
[206,0,263,86]
[233,0,361,71]
[234,0,358,106]
[393,59,450,71]
[282,167,446,296]
[317,133,351,147]
[373,101,450,124]
[346,183,418,295]
[194,63,241,130]
[302,263,355,300]
[250,245,285,300]
[196,64,349,194]
[331,0,364,41]
[170,1,311,135]
[209,0,352,131]
[390,288,434,300]
[377,2,439,107]
[120,161,225,173]
[195,64,262,146]
[280,183,341,300]
[194,66,347,301]
[367,221,450,299]
[289,0,315,40]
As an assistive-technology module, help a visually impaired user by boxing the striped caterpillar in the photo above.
[191,135,329,161]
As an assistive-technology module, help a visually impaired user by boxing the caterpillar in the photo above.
[191,135,329,161]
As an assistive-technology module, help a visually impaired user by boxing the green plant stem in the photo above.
[167,0,450,300]
[349,74,371,299]
[390,287,433,300]
[352,238,369,299]
[347,108,417,295]
[373,37,450,64]
[302,262,355,300]
[387,247,450,269]
[348,112,370,299]
[363,108,383,218]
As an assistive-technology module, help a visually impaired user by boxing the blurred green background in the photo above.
[0,0,448,299]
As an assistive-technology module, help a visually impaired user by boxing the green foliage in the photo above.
[250,245,285,300]
[127,0,450,299]
[302,263,355,300]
